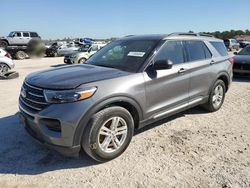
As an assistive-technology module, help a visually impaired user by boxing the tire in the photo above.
[0,41,8,49]
[0,63,9,76]
[15,51,27,60]
[82,106,134,162]
[78,58,87,64]
[202,79,226,112]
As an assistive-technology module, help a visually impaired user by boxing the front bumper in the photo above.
[19,97,93,157]
[64,57,77,64]
[19,112,80,157]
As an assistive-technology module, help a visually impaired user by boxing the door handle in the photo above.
[178,68,187,73]
[210,60,215,65]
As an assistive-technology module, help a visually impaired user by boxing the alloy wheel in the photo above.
[98,117,128,153]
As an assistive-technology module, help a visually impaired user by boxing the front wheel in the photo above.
[78,58,87,64]
[202,79,226,112]
[82,106,134,162]
[0,63,9,76]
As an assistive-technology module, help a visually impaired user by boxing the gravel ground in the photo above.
[0,57,250,188]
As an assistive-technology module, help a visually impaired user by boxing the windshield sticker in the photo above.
[127,51,145,57]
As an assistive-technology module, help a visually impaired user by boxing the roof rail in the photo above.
[198,33,214,37]
[168,32,214,38]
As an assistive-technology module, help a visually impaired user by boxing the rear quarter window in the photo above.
[30,32,39,37]
[210,42,228,56]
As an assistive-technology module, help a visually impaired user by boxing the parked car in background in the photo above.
[64,43,106,64]
[19,33,233,162]
[224,39,240,51]
[239,40,250,48]
[57,42,79,56]
[0,31,41,48]
[0,48,14,75]
[233,45,250,75]
[45,41,67,57]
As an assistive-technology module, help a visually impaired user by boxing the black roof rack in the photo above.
[168,32,214,37]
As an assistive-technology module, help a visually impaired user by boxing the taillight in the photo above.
[228,57,234,65]
[5,52,12,59]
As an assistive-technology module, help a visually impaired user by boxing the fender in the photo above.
[208,71,230,95]
[73,96,143,146]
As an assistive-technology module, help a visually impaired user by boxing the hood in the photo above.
[25,64,130,90]
[233,55,250,64]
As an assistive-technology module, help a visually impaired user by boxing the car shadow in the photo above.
[0,113,97,175]
[0,106,207,175]
[233,76,250,83]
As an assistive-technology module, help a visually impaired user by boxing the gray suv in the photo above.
[19,33,233,162]
[0,31,40,48]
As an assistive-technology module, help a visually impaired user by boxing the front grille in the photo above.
[234,63,250,70]
[19,82,49,112]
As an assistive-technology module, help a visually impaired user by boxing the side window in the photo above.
[155,40,184,64]
[203,44,212,59]
[30,32,38,37]
[91,45,98,51]
[14,32,21,37]
[185,41,211,61]
[23,32,29,37]
[210,42,228,56]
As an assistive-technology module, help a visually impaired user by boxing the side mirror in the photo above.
[154,59,173,70]
[234,52,238,55]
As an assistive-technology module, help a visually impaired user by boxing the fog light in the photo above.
[40,118,61,132]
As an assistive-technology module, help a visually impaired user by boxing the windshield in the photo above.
[86,39,158,72]
[238,46,250,55]
[78,44,91,52]
[8,32,15,37]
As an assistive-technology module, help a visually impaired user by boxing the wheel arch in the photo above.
[73,96,143,146]
[217,72,230,92]
[0,39,9,45]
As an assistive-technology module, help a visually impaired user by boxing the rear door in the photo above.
[183,40,214,102]
[143,40,190,119]
[21,32,31,45]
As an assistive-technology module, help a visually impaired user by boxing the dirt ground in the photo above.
[0,57,249,188]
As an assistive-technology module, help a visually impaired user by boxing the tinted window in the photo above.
[14,32,21,37]
[210,42,228,56]
[155,40,184,64]
[238,46,250,55]
[30,32,38,37]
[23,32,29,37]
[185,41,211,61]
[203,44,212,59]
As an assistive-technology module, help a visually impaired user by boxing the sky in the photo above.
[1,0,250,39]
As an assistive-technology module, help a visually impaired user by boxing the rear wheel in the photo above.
[202,79,226,112]
[0,63,9,76]
[82,106,134,162]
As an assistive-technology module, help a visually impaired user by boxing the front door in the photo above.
[144,40,190,119]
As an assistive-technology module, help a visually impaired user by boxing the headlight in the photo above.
[44,87,97,103]
[70,54,77,58]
